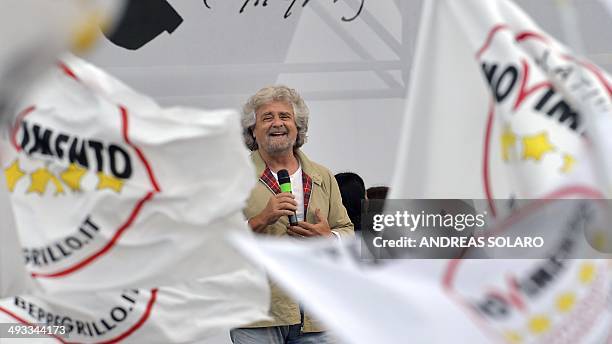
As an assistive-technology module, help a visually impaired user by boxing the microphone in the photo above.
[277,169,299,226]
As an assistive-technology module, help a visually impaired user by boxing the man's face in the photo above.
[252,101,298,155]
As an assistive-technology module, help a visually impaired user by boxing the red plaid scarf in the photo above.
[260,166,312,216]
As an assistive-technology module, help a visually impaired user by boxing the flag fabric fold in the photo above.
[0,55,270,342]
[1,55,263,293]
[0,0,125,298]
[0,178,32,298]
[0,268,270,343]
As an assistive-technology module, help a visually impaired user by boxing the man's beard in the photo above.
[262,127,296,155]
[263,135,295,155]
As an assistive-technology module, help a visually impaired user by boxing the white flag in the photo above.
[0,268,269,343]
[232,235,611,344]
[392,0,612,342]
[0,55,267,295]
[390,1,610,202]
[394,0,611,341]
[0,0,125,298]
[0,55,271,341]
[230,235,487,344]
[0,1,271,340]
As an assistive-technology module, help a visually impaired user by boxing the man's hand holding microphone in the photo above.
[248,169,332,238]
[248,192,298,233]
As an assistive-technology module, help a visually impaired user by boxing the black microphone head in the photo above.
[277,169,291,184]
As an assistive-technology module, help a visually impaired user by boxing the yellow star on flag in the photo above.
[4,160,26,192]
[579,262,596,284]
[71,11,106,53]
[503,331,523,344]
[60,163,88,191]
[528,315,551,334]
[28,168,65,196]
[560,153,575,174]
[522,132,555,161]
[556,292,576,313]
[501,125,517,162]
[96,172,124,193]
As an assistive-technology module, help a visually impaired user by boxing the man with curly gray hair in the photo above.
[232,85,354,344]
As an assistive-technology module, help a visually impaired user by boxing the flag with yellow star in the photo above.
[0,0,130,301]
[231,233,612,344]
[381,0,612,343]
[0,54,270,338]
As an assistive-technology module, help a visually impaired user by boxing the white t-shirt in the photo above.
[272,166,304,221]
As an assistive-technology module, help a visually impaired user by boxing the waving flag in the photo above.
[0,55,270,341]
[232,0,612,343]
[1,55,267,293]
[388,0,612,341]
[232,234,611,344]
[0,268,268,343]
[0,1,270,340]
[0,0,125,298]
[389,2,610,202]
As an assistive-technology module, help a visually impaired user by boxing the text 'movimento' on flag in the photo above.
[0,54,271,341]
[1,54,268,295]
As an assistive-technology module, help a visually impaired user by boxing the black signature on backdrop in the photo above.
[105,0,365,50]
[204,0,365,22]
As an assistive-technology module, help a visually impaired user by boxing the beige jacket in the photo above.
[244,149,354,332]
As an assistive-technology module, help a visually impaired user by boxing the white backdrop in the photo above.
[84,0,611,190]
